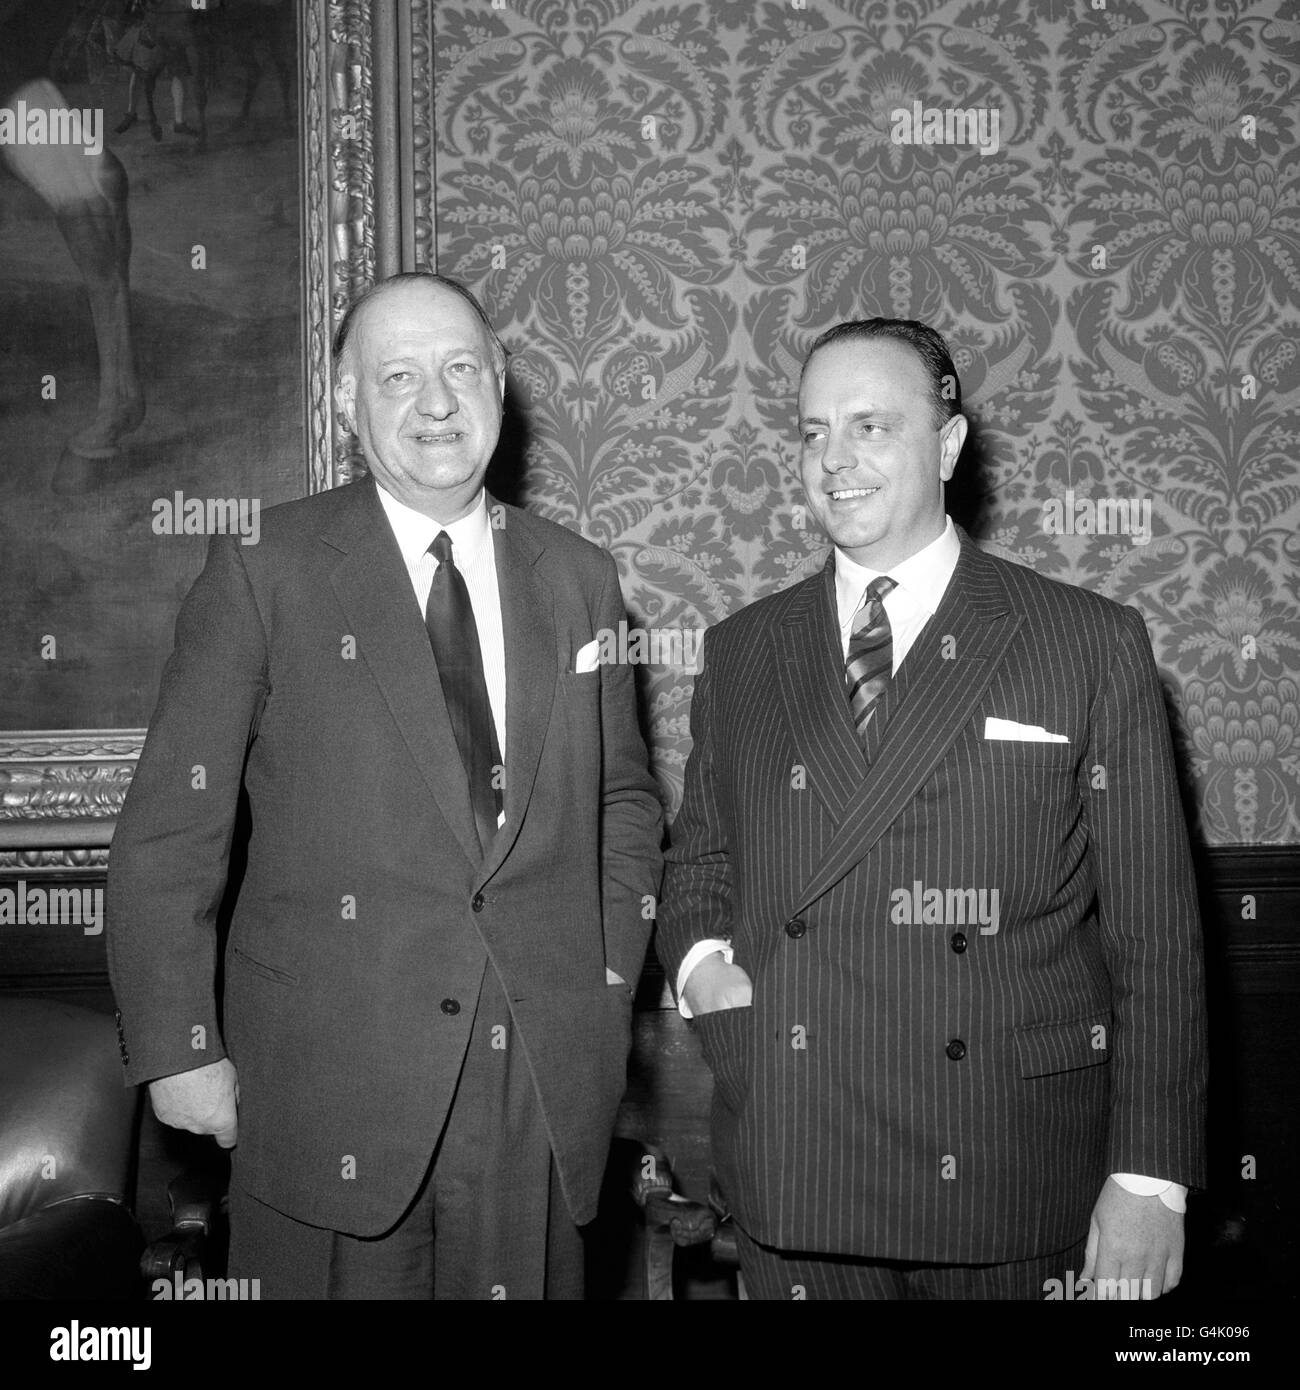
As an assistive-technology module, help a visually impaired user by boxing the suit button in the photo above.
[946,1039,967,1061]
[784,918,806,939]
[441,999,460,1016]
[471,893,484,912]
[950,932,967,954]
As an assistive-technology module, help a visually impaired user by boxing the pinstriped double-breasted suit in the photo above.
[656,526,1207,1264]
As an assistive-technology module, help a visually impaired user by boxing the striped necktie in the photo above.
[845,575,897,748]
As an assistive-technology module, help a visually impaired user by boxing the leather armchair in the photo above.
[0,997,143,1298]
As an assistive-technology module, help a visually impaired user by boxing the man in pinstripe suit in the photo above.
[656,319,1207,1300]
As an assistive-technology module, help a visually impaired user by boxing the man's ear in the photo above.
[334,372,356,433]
[938,413,967,482]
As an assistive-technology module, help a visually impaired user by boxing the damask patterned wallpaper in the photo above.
[432,0,1300,846]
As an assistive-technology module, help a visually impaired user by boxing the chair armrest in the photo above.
[630,1143,721,1299]
[140,1164,228,1286]
[166,1165,223,1234]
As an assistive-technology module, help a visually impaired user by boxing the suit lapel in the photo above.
[321,477,482,868]
[480,502,557,879]
[773,559,864,825]
[792,535,1025,913]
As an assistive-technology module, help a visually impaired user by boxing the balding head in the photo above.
[333,275,507,523]
[333,272,509,380]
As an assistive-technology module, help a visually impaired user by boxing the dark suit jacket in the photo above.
[108,476,663,1234]
[656,529,1207,1264]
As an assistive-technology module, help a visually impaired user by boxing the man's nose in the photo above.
[822,432,854,474]
[414,373,457,417]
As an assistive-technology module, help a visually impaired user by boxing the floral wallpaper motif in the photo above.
[432,0,1300,845]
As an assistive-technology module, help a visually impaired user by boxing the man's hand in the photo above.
[148,1058,239,1149]
[682,950,753,1017]
[1081,1175,1184,1299]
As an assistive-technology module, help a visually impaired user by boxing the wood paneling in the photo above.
[3,845,1295,1296]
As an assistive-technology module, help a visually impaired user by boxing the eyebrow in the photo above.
[798,407,906,426]
[374,346,486,369]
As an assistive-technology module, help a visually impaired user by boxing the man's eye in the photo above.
[386,371,411,384]
[801,431,823,444]
[448,362,479,375]
[859,422,884,434]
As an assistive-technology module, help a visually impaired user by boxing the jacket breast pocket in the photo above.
[981,739,1075,768]
[560,666,601,686]
[1014,1012,1112,1078]
[558,668,601,717]
[979,740,1079,816]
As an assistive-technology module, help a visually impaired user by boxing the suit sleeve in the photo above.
[1084,605,1208,1189]
[593,552,664,990]
[654,629,736,994]
[106,535,269,1087]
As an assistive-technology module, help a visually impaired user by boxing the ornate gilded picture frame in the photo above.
[1,1,439,878]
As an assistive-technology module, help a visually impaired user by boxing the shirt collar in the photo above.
[374,483,492,570]
[834,516,961,624]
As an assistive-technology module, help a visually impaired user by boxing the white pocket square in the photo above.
[984,716,1068,743]
[574,639,601,674]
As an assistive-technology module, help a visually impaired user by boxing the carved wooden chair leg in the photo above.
[630,1142,727,1299]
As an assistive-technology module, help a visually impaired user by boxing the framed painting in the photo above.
[0,0,437,876]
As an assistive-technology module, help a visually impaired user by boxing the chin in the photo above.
[407,461,479,490]
[829,524,886,552]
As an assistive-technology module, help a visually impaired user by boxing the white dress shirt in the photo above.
[375,484,507,825]
[673,516,1183,1210]
[833,515,960,666]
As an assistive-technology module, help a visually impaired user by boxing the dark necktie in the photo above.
[845,575,898,752]
[425,531,503,854]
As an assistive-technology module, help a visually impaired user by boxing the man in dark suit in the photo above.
[656,319,1207,1300]
[108,272,663,1298]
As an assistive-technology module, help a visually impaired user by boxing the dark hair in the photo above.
[332,271,509,374]
[801,318,961,428]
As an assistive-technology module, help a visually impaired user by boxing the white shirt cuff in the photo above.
[1110,1173,1187,1213]
[675,940,733,1019]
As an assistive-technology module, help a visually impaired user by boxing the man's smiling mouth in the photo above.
[828,486,880,500]
[413,431,464,444]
